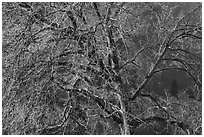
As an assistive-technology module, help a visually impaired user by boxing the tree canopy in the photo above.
[2,2,202,135]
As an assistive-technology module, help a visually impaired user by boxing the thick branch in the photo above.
[55,81,124,125]
[130,41,169,100]
[116,93,130,135]
[93,2,102,20]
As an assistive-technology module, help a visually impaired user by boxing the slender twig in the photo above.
[173,4,201,31]
[120,46,153,70]
[168,48,201,60]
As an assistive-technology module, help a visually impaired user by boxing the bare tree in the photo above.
[2,2,202,135]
